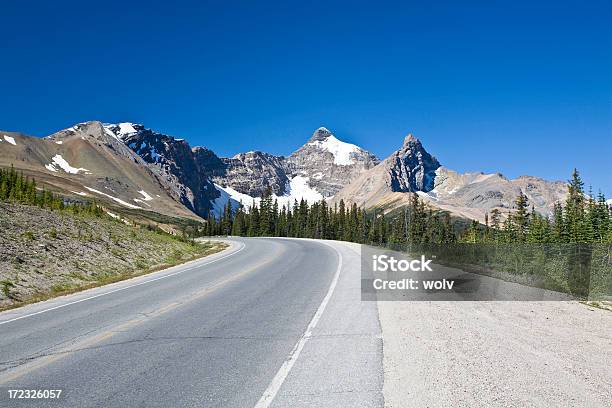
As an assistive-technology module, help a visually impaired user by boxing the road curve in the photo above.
[0,238,383,408]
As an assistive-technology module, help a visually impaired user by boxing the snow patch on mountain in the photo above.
[46,155,91,175]
[311,172,324,180]
[137,190,154,201]
[119,122,137,135]
[149,147,162,163]
[3,135,16,145]
[417,191,438,201]
[103,122,139,140]
[102,126,122,142]
[211,185,242,217]
[215,175,324,215]
[216,185,258,207]
[84,187,142,209]
[134,190,154,206]
[309,134,360,166]
[281,176,324,205]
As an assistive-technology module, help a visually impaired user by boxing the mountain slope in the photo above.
[331,134,441,207]
[286,127,380,198]
[0,122,199,219]
[104,123,222,218]
[211,127,380,208]
[212,151,289,197]
[413,168,568,222]
[332,134,568,222]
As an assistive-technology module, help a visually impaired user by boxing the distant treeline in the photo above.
[204,189,456,245]
[204,169,612,245]
[0,165,104,216]
[465,170,612,244]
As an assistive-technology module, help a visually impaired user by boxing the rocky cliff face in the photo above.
[105,123,220,217]
[212,151,289,197]
[385,134,440,193]
[331,133,441,207]
[192,146,226,178]
[209,127,380,206]
[285,127,380,197]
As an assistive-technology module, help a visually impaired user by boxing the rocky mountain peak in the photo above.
[308,127,333,142]
[386,134,440,193]
[403,133,420,146]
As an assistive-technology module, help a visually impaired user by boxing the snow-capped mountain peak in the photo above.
[308,133,361,166]
[282,127,380,197]
[308,126,333,142]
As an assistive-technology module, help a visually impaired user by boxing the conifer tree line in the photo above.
[205,187,457,245]
[0,165,104,216]
[205,169,612,245]
[464,169,612,244]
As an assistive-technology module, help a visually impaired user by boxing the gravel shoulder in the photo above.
[379,300,612,407]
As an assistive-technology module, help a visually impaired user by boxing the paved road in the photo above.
[0,238,383,407]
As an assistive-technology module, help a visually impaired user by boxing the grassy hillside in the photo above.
[0,202,225,310]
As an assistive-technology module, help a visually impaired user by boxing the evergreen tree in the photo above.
[200,168,611,246]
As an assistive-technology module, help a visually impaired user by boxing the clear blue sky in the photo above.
[1,0,611,195]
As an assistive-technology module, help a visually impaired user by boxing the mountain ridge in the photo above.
[331,134,568,223]
[1,121,571,225]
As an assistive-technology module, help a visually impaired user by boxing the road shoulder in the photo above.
[379,299,612,407]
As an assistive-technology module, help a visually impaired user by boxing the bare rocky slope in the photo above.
[0,122,200,221]
[105,122,220,217]
[213,151,290,197]
[0,202,224,309]
[419,167,569,222]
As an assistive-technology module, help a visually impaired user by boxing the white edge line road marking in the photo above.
[0,241,245,326]
[254,242,343,408]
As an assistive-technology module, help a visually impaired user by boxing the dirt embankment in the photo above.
[0,202,224,309]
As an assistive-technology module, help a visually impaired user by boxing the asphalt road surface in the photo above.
[0,238,383,407]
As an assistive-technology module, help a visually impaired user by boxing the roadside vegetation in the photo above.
[0,167,225,310]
